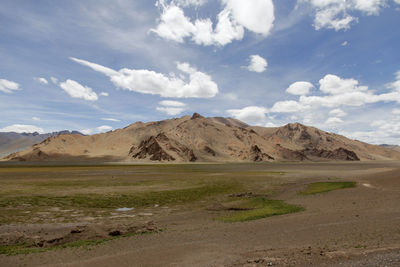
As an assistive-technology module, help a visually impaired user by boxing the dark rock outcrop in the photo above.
[250,145,274,162]
[130,134,175,161]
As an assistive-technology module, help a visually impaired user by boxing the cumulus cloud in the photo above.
[329,108,347,117]
[159,100,186,107]
[71,57,218,98]
[226,106,268,125]
[0,79,20,93]
[304,0,387,31]
[285,81,313,96]
[151,0,274,46]
[35,77,48,84]
[340,116,400,144]
[0,124,44,134]
[101,118,121,122]
[59,79,99,101]
[270,100,308,113]
[247,55,268,73]
[157,100,187,115]
[100,92,109,96]
[270,72,400,115]
[325,117,343,125]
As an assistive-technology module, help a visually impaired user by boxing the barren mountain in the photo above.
[0,131,83,158]
[3,114,400,162]
[380,144,400,153]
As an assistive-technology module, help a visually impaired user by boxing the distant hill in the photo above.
[380,144,400,153]
[0,131,83,158]
[3,114,400,162]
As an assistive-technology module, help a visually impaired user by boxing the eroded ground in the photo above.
[0,161,399,266]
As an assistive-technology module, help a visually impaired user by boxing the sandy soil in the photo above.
[0,161,399,266]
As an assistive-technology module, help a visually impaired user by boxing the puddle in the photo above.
[116,207,134,212]
[362,183,375,188]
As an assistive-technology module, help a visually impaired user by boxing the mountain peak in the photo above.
[191,113,204,120]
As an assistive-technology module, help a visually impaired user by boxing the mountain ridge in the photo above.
[3,114,400,162]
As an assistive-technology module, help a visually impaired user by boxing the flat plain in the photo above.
[0,161,399,266]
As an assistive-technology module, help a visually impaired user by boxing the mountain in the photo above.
[3,114,400,162]
[0,131,83,158]
[380,144,400,152]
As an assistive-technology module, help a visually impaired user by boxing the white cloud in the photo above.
[97,125,113,132]
[395,0,400,4]
[340,117,400,144]
[319,74,368,95]
[325,117,343,125]
[329,108,347,117]
[59,79,98,101]
[226,106,268,125]
[223,0,275,35]
[341,41,348,46]
[151,0,274,46]
[157,100,187,115]
[159,100,186,107]
[71,57,218,98]
[286,81,314,95]
[247,55,268,73]
[0,124,44,134]
[270,100,308,113]
[35,77,48,84]
[80,129,93,135]
[174,0,207,6]
[156,107,186,115]
[0,79,20,93]
[32,117,41,121]
[50,77,58,84]
[392,108,400,115]
[101,118,121,122]
[100,92,109,96]
[305,0,387,31]
[270,71,400,114]
[81,125,113,136]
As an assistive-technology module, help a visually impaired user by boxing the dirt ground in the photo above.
[0,161,399,266]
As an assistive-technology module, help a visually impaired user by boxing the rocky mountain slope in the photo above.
[3,114,400,162]
[0,131,83,158]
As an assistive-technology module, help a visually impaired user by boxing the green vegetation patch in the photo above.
[0,231,154,256]
[0,181,241,209]
[300,181,356,195]
[218,198,304,222]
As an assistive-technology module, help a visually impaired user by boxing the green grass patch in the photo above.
[0,231,158,256]
[300,181,356,195]
[0,181,241,209]
[218,198,304,222]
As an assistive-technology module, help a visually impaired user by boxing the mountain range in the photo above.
[0,131,83,158]
[2,113,400,162]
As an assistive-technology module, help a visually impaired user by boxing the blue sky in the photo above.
[0,0,400,144]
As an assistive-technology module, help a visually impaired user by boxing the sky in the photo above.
[0,0,400,144]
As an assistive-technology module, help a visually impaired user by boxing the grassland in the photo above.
[300,181,356,195]
[0,163,288,224]
[218,198,304,222]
